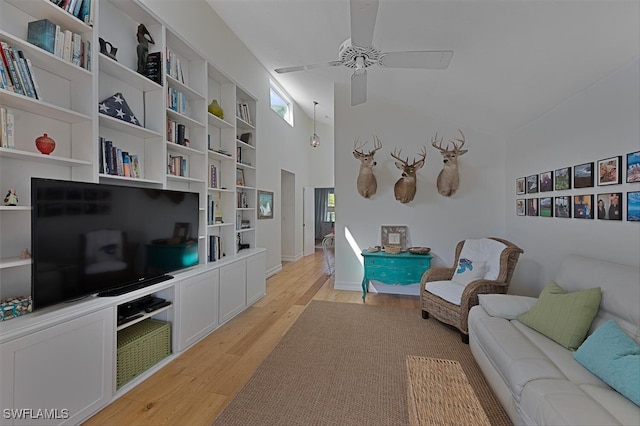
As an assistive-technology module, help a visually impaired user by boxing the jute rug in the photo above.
[212,300,511,426]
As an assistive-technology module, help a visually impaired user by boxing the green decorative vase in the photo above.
[208,99,224,119]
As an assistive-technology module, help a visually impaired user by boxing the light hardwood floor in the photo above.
[84,249,420,425]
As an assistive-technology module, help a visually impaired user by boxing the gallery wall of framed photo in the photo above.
[515,150,640,222]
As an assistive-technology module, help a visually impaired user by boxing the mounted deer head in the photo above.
[390,147,427,203]
[432,129,468,197]
[353,136,383,199]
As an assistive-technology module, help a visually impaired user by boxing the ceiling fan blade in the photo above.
[379,50,454,69]
[351,70,367,106]
[275,60,342,74]
[350,0,379,48]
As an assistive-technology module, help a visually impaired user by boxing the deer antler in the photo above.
[354,136,383,155]
[390,148,408,165]
[431,133,449,153]
[371,135,382,154]
[415,146,427,166]
[449,129,465,152]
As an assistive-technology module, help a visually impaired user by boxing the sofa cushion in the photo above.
[573,320,640,406]
[517,281,602,351]
[478,294,537,319]
[451,259,486,286]
[424,280,465,305]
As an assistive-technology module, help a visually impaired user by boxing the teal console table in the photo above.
[360,250,433,301]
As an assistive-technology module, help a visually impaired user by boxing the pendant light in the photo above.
[310,101,320,148]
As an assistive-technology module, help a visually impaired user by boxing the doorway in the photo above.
[281,170,296,262]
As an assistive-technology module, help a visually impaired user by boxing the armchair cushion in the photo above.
[425,280,466,306]
[458,238,507,280]
[452,259,486,286]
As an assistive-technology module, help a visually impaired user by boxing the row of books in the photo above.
[167,118,189,145]
[27,19,91,71]
[167,153,189,177]
[99,137,141,178]
[208,235,222,262]
[0,108,15,149]
[237,191,248,208]
[0,41,41,99]
[207,194,223,225]
[49,0,95,26]
[167,87,189,115]
[165,47,185,83]
[237,102,252,125]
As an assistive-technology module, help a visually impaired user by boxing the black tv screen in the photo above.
[31,178,200,310]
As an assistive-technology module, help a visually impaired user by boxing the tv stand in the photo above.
[97,275,174,297]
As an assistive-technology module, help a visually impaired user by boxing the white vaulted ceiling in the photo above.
[207,0,640,136]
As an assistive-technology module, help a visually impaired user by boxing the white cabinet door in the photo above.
[178,270,219,351]
[246,251,266,306]
[219,260,246,324]
[0,308,115,426]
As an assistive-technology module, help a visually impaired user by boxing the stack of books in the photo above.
[26,19,91,71]
[0,42,41,99]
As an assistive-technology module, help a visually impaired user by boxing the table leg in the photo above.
[361,277,368,302]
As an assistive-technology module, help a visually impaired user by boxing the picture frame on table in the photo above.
[626,151,640,183]
[526,198,538,216]
[516,177,526,195]
[596,192,622,221]
[257,190,274,219]
[555,196,571,218]
[628,191,640,222]
[574,162,594,189]
[539,171,553,192]
[597,156,622,186]
[381,225,408,250]
[554,167,572,190]
[573,194,594,219]
[539,197,553,217]
[516,199,526,216]
[526,175,538,194]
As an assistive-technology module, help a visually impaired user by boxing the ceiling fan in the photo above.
[274,0,453,106]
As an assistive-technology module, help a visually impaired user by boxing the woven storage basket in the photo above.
[384,245,402,254]
[117,318,171,389]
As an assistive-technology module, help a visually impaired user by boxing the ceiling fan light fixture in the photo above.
[310,101,320,148]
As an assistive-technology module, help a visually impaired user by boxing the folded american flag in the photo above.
[98,92,141,126]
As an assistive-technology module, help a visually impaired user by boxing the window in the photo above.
[326,191,335,222]
[270,82,293,126]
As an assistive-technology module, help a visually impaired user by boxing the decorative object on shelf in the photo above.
[353,136,382,199]
[597,155,622,186]
[381,225,408,251]
[0,295,32,321]
[432,129,468,197]
[99,37,118,61]
[208,99,224,119]
[391,146,427,203]
[136,23,155,74]
[258,190,274,219]
[236,168,245,186]
[408,247,431,255]
[4,188,18,206]
[99,93,141,126]
[310,101,320,147]
[19,248,32,259]
[367,246,381,252]
[35,133,56,155]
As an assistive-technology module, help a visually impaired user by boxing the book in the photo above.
[27,19,57,54]
[62,29,73,61]
[72,33,82,66]
[130,154,140,178]
[54,25,63,58]
[177,123,185,145]
[0,58,11,91]
[0,107,7,147]
[25,59,41,99]
[6,109,14,148]
[1,42,24,95]
[122,152,131,177]
[9,47,32,98]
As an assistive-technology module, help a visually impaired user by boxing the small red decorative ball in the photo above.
[35,133,56,155]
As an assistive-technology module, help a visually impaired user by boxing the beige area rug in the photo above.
[212,300,511,426]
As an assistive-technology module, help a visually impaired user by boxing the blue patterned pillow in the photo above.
[451,258,486,286]
[573,320,640,406]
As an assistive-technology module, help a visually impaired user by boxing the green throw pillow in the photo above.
[517,281,602,351]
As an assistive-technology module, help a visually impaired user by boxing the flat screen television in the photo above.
[31,178,200,310]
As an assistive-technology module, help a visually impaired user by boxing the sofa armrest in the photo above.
[477,294,538,319]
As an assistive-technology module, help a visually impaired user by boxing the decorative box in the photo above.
[0,295,32,321]
[117,318,171,389]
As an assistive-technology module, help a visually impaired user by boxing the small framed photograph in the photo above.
[539,171,553,192]
[539,197,553,217]
[628,191,640,222]
[574,162,594,188]
[573,194,594,219]
[626,151,640,183]
[516,177,526,195]
[173,222,191,242]
[516,199,526,216]
[596,192,622,220]
[526,198,538,216]
[257,190,274,219]
[597,156,622,186]
[236,168,245,186]
[381,225,408,250]
[554,167,572,190]
[526,175,538,194]
[555,196,571,218]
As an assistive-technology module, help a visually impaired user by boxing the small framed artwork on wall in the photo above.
[574,162,594,188]
[573,194,594,219]
[555,196,571,218]
[555,167,571,190]
[597,156,622,186]
[516,199,526,216]
[516,177,526,195]
[626,151,640,183]
[539,171,553,192]
[539,197,553,217]
[526,198,538,216]
[597,192,622,220]
[526,175,538,194]
[628,191,640,222]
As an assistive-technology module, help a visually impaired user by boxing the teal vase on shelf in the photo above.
[208,99,224,119]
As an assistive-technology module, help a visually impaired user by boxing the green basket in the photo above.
[117,318,171,389]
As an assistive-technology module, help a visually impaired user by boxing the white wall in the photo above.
[505,57,640,297]
[142,0,333,274]
[333,83,507,293]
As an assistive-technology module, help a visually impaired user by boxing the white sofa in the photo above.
[468,254,640,425]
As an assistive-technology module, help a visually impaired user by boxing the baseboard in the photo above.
[266,264,282,278]
[281,252,303,263]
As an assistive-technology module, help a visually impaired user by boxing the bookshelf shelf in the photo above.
[236,139,255,150]
[236,162,255,170]
[0,147,92,166]
[5,0,92,35]
[98,53,162,92]
[236,117,255,130]
[166,174,205,184]
[167,74,205,101]
[0,206,31,211]
[207,112,233,129]
[0,90,91,123]
[99,114,163,139]
[167,142,203,156]
[0,257,31,270]
[166,108,204,129]
[99,173,163,186]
